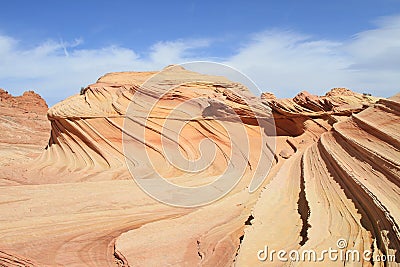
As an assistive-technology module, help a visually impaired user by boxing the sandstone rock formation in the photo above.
[0,67,399,267]
[236,94,400,266]
[0,89,50,185]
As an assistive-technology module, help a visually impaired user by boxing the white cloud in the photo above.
[0,35,16,54]
[345,16,400,73]
[0,15,399,105]
[0,37,207,104]
[224,31,349,97]
[149,39,210,66]
[224,16,400,98]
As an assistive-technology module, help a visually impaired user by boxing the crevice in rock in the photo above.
[233,234,245,262]
[196,240,203,260]
[244,214,254,226]
[370,242,375,266]
[286,138,298,153]
[298,154,311,246]
[113,244,128,267]
[233,214,254,263]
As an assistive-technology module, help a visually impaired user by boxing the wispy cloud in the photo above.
[225,15,400,97]
[148,39,210,66]
[0,15,399,105]
[0,37,206,104]
[224,30,349,97]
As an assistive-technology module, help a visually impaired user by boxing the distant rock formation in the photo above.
[0,89,49,144]
[0,89,49,184]
[0,89,48,113]
[261,88,378,136]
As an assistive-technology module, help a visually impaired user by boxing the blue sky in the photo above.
[1,0,400,105]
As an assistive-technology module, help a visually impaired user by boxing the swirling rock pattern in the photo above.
[0,67,399,266]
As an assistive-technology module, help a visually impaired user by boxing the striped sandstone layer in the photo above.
[0,67,398,266]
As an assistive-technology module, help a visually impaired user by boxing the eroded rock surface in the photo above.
[0,68,399,267]
[0,89,50,185]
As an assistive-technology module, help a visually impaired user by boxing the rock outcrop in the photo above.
[0,68,398,266]
[0,89,50,185]
[0,89,49,144]
[236,94,400,266]
[261,88,378,136]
